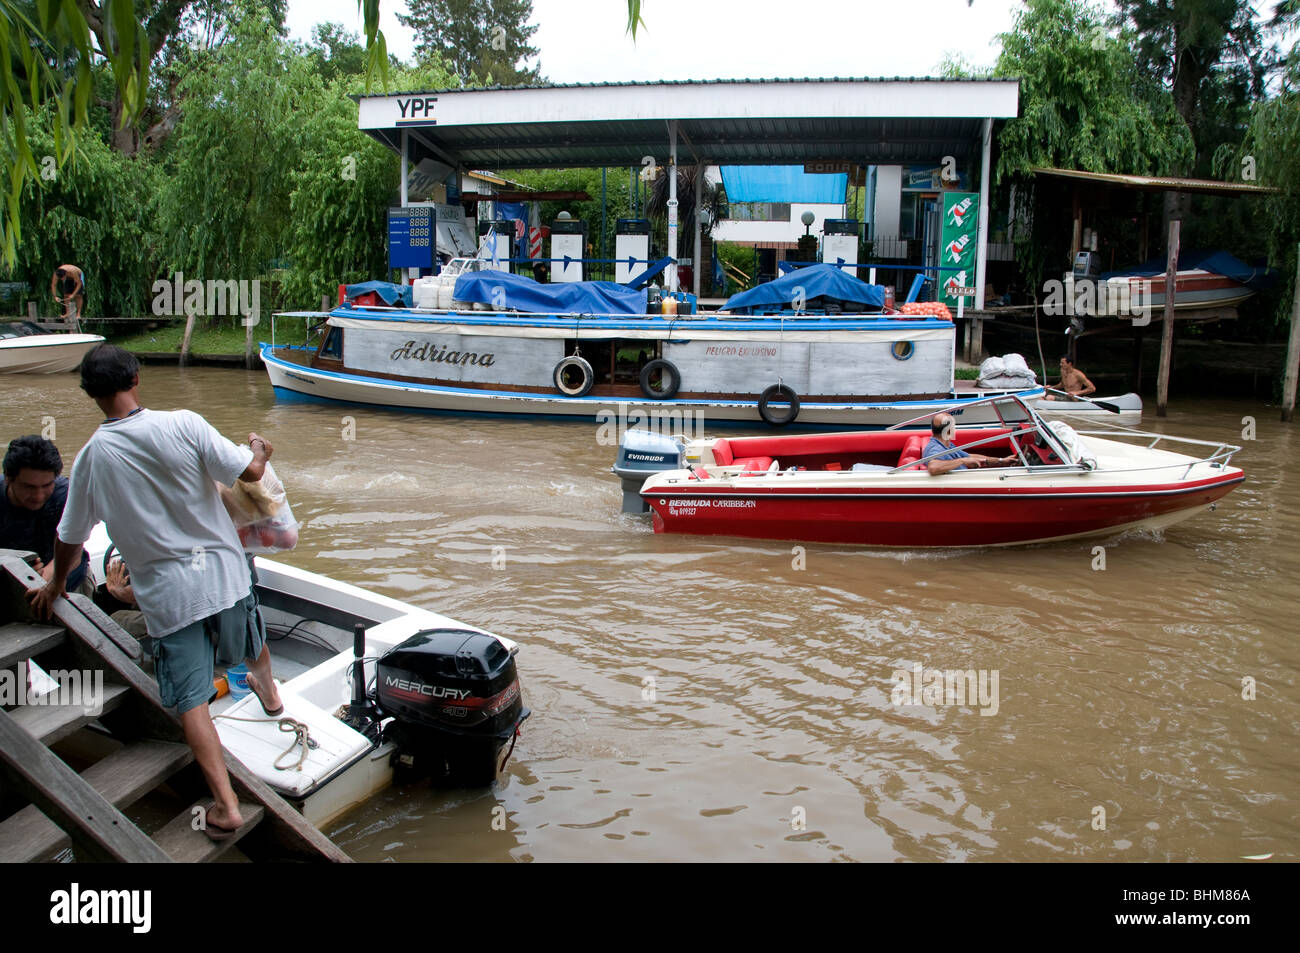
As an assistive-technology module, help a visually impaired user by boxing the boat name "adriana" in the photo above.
[389,340,496,366]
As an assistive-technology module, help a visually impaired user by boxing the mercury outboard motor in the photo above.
[375,628,529,786]
[613,429,684,513]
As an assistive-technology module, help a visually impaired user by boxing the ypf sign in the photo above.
[395,96,438,126]
[940,192,979,306]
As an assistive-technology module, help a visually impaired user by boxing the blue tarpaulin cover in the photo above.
[723,263,884,313]
[345,280,412,307]
[720,166,848,204]
[1103,249,1276,291]
[453,270,648,315]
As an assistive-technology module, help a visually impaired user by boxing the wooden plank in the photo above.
[221,754,353,864]
[64,592,142,662]
[1156,220,1179,418]
[1282,244,1300,423]
[0,622,67,671]
[3,549,350,863]
[6,683,130,746]
[54,590,183,745]
[153,800,264,863]
[0,711,173,863]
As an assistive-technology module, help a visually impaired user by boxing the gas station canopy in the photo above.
[356,77,1020,306]
[355,77,1020,169]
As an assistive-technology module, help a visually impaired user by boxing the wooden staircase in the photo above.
[0,550,351,863]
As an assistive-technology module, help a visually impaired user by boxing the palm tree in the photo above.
[644,165,721,242]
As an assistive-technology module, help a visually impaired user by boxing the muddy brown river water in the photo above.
[4,366,1297,862]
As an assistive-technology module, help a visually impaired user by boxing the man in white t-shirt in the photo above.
[29,344,282,841]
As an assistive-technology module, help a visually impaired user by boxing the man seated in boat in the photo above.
[1043,355,1097,401]
[924,413,1018,475]
[1,435,93,596]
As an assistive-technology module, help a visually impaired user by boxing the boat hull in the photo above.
[0,333,104,373]
[263,344,1037,428]
[1065,271,1254,316]
[643,472,1243,547]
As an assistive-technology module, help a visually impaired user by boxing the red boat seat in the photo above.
[898,434,929,470]
[709,440,774,471]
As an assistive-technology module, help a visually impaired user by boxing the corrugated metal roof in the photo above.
[356,76,1021,98]
[1031,167,1278,195]
[358,77,1019,170]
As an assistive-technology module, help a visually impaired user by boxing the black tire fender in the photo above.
[639,358,681,400]
[758,384,800,426]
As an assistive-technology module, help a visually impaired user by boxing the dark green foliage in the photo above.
[397,0,542,86]
[6,103,160,318]
[993,0,1195,292]
[995,0,1194,180]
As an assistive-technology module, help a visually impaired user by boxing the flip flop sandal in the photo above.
[203,805,240,842]
[246,673,284,717]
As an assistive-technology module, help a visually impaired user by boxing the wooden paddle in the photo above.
[1042,387,1122,414]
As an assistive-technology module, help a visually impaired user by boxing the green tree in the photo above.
[1117,0,1267,174]
[7,100,160,318]
[305,22,369,82]
[993,0,1196,293]
[995,0,1194,179]
[283,58,460,306]
[1218,5,1300,329]
[153,16,307,287]
[397,0,542,85]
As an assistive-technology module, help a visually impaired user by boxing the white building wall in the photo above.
[711,202,847,244]
[873,166,902,240]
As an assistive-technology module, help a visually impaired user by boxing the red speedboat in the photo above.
[637,396,1243,547]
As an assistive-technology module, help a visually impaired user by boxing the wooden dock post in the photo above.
[27,301,38,322]
[321,293,330,313]
[179,309,196,368]
[1283,244,1300,422]
[244,319,256,369]
[1156,220,1180,418]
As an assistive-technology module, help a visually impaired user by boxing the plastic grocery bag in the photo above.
[218,461,300,553]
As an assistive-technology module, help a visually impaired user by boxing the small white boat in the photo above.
[0,322,104,374]
[84,525,527,829]
[1032,391,1143,425]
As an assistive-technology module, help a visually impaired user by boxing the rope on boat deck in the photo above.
[213,713,318,772]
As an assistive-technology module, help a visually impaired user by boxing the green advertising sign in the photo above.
[940,191,979,305]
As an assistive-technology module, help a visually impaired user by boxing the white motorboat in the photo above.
[84,525,527,829]
[0,322,104,374]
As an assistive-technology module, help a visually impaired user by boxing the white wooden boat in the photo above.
[1033,391,1142,425]
[262,261,983,428]
[0,322,103,374]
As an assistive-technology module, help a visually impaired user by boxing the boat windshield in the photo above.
[991,397,1033,426]
[0,322,46,339]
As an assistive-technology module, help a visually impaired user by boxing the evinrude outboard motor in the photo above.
[613,429,684,513]
[373,628,529,786]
